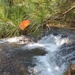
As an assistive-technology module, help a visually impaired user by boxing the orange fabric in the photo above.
[19,20,30,30]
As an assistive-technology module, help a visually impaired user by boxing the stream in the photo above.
[0,28,75,75]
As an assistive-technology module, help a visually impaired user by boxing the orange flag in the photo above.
[19,20,30,30]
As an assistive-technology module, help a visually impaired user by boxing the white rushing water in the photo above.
[0,34,73,75]
[23,34,72,75]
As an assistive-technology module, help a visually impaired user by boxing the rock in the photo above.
[0,37,47,75]
[65,64,75,75]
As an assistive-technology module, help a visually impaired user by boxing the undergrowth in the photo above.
[0,0,75,38]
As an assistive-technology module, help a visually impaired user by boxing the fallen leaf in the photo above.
[19,20,30,30]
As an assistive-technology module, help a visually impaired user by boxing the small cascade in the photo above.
[0,31,75,75]
[25,34,73,75]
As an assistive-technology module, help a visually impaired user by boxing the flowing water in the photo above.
[0,28,75,75]
[25,34,73,75]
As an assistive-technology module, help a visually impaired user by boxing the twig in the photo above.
[47,6,75,21]
[61,6,75,16]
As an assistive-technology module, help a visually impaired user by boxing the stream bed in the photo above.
[0,28,75,75]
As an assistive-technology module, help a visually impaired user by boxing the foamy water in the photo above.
[24,34,72,75]
[0,34,73,75]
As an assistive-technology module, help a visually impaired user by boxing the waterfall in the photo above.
[22,34,74,75]
[0,31,75,75]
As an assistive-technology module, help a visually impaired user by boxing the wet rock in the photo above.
[65,64,75,75]
[0,41,47,75]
